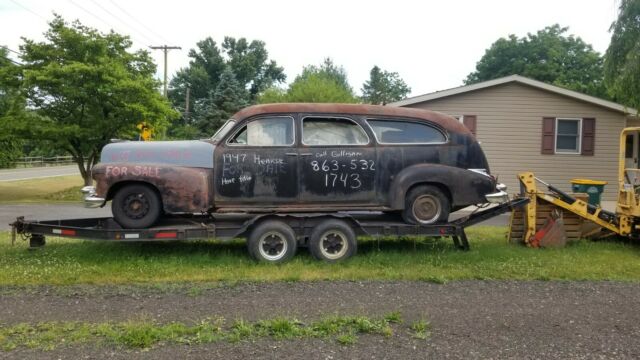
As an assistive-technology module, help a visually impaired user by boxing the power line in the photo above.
[87,0,156,44]
[1,55,23,66]
[0,45,23,56]
[8,0,47,21]
[108,0,171,44]
[67,0,149,46]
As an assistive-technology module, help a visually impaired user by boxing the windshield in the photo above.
[211,119,236,143]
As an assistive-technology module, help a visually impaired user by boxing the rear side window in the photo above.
[302,117,369,146]
[367,119,446,144]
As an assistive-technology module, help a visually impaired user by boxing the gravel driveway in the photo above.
[2,281,639,359]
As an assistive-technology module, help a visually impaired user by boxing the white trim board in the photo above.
[390,74,638,116]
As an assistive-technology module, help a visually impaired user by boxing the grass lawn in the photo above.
[2,226,640,285]
[0,175,83,203]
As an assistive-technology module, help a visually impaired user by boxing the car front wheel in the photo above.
[112,184,162,229]
[402,185,450,225]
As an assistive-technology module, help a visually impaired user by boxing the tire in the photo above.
[309,219,357,262]
[402,185,450,225]
[247,220,297,263]
[112,184,162,229]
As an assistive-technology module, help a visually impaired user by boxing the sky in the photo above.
[0,0,621,97]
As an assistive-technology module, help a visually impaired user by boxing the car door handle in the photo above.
[300,153,313,156]
[285,153,298,156]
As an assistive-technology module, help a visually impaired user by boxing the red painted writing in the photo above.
[106,166,160,178]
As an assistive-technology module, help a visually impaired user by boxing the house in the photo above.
[390,75,638,201]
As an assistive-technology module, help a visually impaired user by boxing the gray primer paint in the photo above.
[100,140,215,168]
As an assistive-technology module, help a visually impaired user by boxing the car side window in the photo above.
[367,119,446,144]
[302,117,369,146]
[228,116,294,146]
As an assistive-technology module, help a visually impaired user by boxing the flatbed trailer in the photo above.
[11,198,528,262]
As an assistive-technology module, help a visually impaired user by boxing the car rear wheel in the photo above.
[309,219,357,262]
[112,184,162,229]
[402,185,450,225]
[247,220,297,263]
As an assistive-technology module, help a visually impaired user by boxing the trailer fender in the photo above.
[232,213,367,240]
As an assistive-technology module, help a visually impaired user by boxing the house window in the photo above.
[555,118,582,154]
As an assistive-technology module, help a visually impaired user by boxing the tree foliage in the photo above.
[169,36,285,138]
[192,68,249,136]
[361,65,411,104]
[258,58,358,104]
[5,15,176,184]
[466,25,607,98]
[0,47,24,168]
[605,0,640,112]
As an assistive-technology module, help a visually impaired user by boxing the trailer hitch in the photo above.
[9,216,27,246]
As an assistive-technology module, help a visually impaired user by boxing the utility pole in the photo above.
[184,87,190,122]
[150,45,181,97]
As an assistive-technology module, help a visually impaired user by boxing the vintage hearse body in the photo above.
[83,103,507,229]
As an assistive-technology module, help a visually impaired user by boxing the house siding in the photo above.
[402,82,625,201]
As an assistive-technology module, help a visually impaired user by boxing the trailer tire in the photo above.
[402,185,450,225]
[112,184,162,229]
[248,220,297,263]
[309,219,357,262]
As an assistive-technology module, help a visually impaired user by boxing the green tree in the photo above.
[466,25,607,98]
[192,68,249,136]
[258,58,358,104]
[296,58,353,95]
[7,16,177,184]
[361,65,411,104]
[169,36,285,138]
[605,0,640,112]
[0,47,24,168]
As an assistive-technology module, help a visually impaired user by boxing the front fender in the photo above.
[93,163,213,213]
[389,164,495,209]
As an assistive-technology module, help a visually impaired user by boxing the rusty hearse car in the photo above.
[83,103,506,235]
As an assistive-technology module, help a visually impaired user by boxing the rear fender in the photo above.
[389,164,495,209]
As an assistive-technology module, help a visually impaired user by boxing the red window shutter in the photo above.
[582,118,595,156]
[541,117,555,154]
[463,115,477,136]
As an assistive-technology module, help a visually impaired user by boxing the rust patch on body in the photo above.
[93,164,212,213]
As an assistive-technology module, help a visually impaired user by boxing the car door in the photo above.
[366,118,449,204]
[298,115,377,204]
[214,115,298,205]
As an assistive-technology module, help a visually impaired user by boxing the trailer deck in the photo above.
[11,198,528,256]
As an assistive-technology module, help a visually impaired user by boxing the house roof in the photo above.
[389,74,637,115]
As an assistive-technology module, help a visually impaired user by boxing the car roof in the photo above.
[231,103,469,134]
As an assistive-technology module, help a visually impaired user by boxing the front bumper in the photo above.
[485,183,509,204]
[81,186,105,208]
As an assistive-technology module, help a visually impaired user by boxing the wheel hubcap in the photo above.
[258,231,288,261]
[412,195,441,224]
[123,193,150,219]
[320,231,348,260]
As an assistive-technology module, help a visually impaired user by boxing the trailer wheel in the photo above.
[403,185,450,225]
[248,220,297,263]
[309,219,357,262]
[112,184,162,229]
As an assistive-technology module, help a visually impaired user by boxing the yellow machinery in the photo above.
[511,127,640,246]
